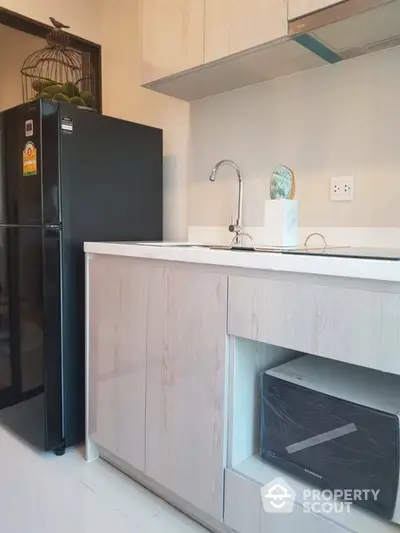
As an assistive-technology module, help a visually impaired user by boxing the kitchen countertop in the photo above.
[84,242,400,283]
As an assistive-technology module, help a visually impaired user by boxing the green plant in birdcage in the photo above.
[20,17,97,110]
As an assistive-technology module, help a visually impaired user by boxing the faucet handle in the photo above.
[229,214,241,234]
[229,224,240,233]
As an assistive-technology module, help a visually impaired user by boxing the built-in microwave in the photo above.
[260,355,400,522]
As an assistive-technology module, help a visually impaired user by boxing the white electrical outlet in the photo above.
[330,176,354,201]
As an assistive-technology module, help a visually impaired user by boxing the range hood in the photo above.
[144,0,400,101]
[289,0,400,63]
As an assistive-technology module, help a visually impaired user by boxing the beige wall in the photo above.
[0,0,189,240]
[189,46,400,229]
[0,0,102,43]
[100,0,189,240]
[0,25,44,110]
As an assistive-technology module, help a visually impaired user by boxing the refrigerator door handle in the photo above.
[0,224,44,228]
[0,224,62,229]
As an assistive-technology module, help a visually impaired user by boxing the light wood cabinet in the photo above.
[86,251,400,532]
[288,0,343,20]
[141,0,205,84]
[87,254,147,471]
[224,469,348,533]
[224,470,261,533]
[228,276,400,375]
[145,266,228,520]
[261,507,348,533]
[205,0,288,63]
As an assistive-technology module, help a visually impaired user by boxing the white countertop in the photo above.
[84,242,400,283]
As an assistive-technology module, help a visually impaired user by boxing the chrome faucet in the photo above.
[209,160,243,245]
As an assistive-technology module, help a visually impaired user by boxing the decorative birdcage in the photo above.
[21,18,97,111]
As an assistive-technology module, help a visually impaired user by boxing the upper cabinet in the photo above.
[141,0,395,101]
[288,0,343,20]
[205,0,288,63]
[141,0,205,84]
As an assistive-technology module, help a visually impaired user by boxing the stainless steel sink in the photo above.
[134,242,302,253]
[209,244,349,253]
[133,241,348,254]
[134,242,288,252]
[209,244,294,252]
[133,242,211,248]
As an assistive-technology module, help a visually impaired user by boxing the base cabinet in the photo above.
[87,253,400,533]
[87,254,148,471]
[145,266,228,521]
[87,257,228,521]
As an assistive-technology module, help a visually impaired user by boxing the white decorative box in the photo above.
[261,199,299,247]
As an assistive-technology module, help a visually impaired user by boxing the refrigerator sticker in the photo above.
[61,117,73,133]
[25,119,33,137]
[22,142,37,176]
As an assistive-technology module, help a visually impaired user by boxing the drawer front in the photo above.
[224,469,348,533]
[224,469,261,533]
[228,277,400,374]
[261,505,348,533]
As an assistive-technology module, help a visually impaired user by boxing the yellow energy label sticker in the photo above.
[23,141,37,176]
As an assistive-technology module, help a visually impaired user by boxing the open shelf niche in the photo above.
[225,336,396,533]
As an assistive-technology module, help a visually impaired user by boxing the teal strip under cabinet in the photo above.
[293,34,343,64]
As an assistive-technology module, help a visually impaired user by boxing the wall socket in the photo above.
[330,176,354,201]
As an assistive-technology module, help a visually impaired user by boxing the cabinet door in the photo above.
[87,254,147,472]
[141,0,205,84]
[288,0,343,20]
[205,0,288,63]
[146,266,228,521]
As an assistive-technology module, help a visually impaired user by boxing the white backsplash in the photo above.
[188,45,400,230]
[188,226,400,248]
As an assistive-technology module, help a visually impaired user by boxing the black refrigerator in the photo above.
[0,100,162,454]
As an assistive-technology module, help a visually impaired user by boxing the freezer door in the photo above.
[41,101,61,225]
[3,102,43,226]
[58,102,162,242]
[0,112,7,225]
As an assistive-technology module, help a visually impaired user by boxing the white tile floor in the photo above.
[0,423,209,533]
